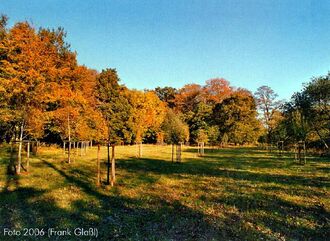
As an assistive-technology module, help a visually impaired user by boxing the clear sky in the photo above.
[1,0,330,100]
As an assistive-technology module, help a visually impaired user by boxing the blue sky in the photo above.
[1,0,330,100]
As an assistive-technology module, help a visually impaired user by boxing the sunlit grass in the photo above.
[0,144,329,240]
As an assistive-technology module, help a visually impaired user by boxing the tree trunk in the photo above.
[138,142,142,158]
[202,142,204,156]
[176,144,178,162]
[178,143,182,162]
[172,144,174,162]
[36,141,39,154]
[107,142,110,185]
[26,141,30,172]
[111,145,116,186]
[17,122,24,174]
[67,114,71,163]
[74,142,77,156]
[96,144,101,186]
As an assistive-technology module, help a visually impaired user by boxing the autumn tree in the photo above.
[174,84,204,113]
[0,21,58,172]
[0,15,10,142]
[127,90,166,143]
[36,28,107,162]
[203,78,232,104]
[196,129,208,144]
[73,66,107,142]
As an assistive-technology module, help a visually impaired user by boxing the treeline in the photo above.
[270,75,330,151]
[0,16,329,152]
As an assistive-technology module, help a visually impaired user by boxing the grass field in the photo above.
[0,144,329,240]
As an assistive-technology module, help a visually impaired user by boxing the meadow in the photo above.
[0,144,329,240]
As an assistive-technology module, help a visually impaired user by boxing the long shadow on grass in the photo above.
[1,156,98,240]
[185,147,304,169]
[4,151,19,192]
[1,158,227,240]
[213,192,329,240]
[118,157,330,188]
[186,147,330,163]
[40,159,244,240]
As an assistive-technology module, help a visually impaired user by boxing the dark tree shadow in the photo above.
[213,192,330,240]
[34,160,230,240]
[117,157,330,188]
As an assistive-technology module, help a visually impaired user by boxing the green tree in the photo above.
[305,74,330,149]
[95,68,132,144]
[280,74,330,150]
[213,89,261,145]
[162,109,189,144]
[174,79,234,144]
[207,126,220,146]
[188,102,213,143]
[283,96,309,145]
[154,86,177,108]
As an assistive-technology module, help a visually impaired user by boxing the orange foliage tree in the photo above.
[127,90,166,143]
[0,22,60,172]
[0,20,107,166]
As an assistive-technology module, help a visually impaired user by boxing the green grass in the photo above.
[0,144,329,240]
